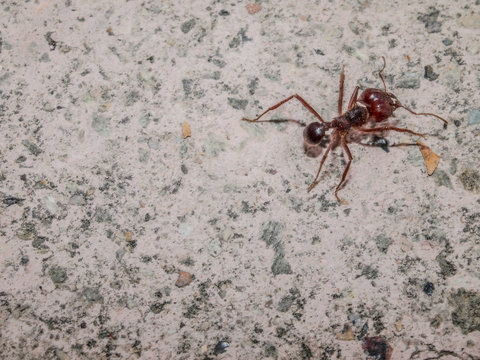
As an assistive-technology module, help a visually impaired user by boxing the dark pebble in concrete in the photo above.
[228,98,248,110]
[423,281,435,296]
[424,65,439,81]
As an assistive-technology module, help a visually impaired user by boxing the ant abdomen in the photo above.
[358,88,398,123]
[303,122,328,144]
[303,122,330,157]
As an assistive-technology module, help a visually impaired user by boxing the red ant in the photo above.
[242,57,448,202]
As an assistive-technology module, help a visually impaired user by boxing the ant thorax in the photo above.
[330,104,369,130]
[345,104,369,126]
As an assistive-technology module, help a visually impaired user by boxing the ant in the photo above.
[242,57,448,202]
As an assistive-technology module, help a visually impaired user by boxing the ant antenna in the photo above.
[398,105,448,126]
[378,56,387,92]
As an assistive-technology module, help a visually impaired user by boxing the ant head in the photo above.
[303,122,329,145]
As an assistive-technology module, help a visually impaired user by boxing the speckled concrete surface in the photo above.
[1,1,480,359]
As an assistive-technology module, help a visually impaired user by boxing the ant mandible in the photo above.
[242,57,448,202]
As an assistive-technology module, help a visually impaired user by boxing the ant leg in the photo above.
[334,135,353,202]
[353,140,418,148]
[243,94,325,123]
[378,56,387,92]
[243,118,307,126]
[357,126,426,138]
[389,142,419,148]
[351,138,417,153]
[338,66,345,115]
[347,86,360,111]
[307,140,335,192]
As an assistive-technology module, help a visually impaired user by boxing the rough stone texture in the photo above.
[1,1,479,359]
[449,289,480,334]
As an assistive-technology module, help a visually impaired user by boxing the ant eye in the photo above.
[304,122,326,144]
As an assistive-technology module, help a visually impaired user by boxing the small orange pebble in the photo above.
[394,320,403,332]
[37,0,50,12]
[417,140,440,175]
[182,121,191,139]
[100,103,111,111]
[125,231,133,242]
[175,271,192,287]
[246,3,262,15]
[335,324,354,341]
